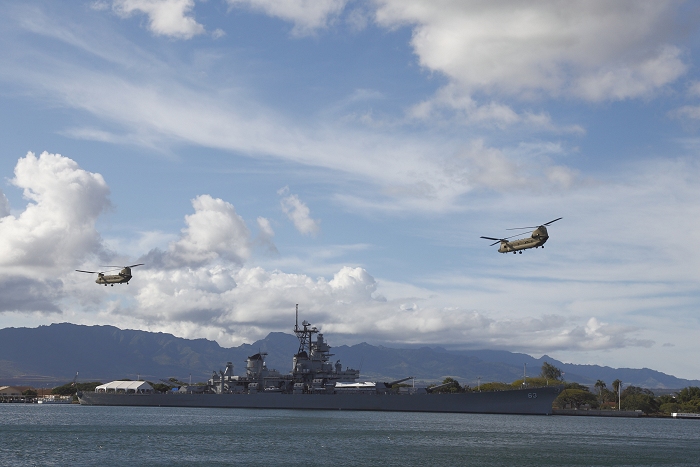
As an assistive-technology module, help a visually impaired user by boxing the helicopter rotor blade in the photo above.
[507,217,562,230]
[481,236,506,247]
[127,263,144,268]
[543,217,562,226]
[99,267,122,273]
[75,270,99,274]
[506,225,537,231]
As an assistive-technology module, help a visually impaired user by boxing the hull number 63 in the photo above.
[528,393,537,399]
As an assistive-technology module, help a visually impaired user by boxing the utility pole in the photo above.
[618,382,623,411]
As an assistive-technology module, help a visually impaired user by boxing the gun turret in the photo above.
[383,376,415,388]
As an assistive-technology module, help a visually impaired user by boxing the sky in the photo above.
[1,0,700,380]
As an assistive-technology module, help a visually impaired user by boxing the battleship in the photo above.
[78,309,562,414]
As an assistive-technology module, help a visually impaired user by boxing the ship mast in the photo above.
[293,304,318,356]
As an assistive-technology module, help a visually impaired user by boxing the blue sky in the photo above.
[1,0,700,381]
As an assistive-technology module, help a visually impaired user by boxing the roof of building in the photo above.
[0,386,32,394]
[95,381,153,391]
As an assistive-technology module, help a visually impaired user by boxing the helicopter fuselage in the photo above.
[95,274,132,285]
[95,267,133,285]
[497,226,549,253]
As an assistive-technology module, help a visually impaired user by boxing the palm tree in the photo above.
[612,379,622,409]
[595,380,606,395]
[595,380,606,405]
[612,379,622,394]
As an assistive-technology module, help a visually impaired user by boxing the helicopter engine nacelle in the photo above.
[531,226,549,240]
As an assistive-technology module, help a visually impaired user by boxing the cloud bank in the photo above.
[0,152,654,353]
[374,0,686,101]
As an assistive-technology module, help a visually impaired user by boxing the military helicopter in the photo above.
[76,264,144,286]
[481,218,562,254]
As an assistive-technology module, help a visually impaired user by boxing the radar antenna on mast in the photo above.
[293,304,318,356]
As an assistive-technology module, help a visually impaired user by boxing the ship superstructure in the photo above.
[208,306,360,395]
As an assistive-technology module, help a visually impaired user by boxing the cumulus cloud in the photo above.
[143,194,251,268]
[112,0,206,39]
[122,256,647,353]
[0,152,654,355]
[0,152,110,277]
[0,190,10,218]
[374,0,687,101]
[226,0,348,35]
[0,152,110,313]
[278,187,320,236]
[0,277,63,313]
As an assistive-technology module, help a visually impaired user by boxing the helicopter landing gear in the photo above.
[111,284,114,286]
[519,251,522,254]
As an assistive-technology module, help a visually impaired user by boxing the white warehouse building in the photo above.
[95,381,154,394]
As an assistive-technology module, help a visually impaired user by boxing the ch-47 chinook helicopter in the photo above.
[76,264,144,286]
[480,218,562,254]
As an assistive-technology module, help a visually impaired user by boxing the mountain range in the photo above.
[1,323,698,390]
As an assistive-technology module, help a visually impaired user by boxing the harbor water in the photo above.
[1,404,699,466]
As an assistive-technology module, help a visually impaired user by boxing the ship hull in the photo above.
[78,386,560,415]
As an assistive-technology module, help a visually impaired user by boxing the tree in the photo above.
[511,377,550,388]
[478,382,511,392]
[52,381,103,396]
[599,388,617,405]
[540,362,563,381]
[619,387,659,414]
[438,377,461,393]
[678,387,700,403]
[556,389,598,409]
[612,379,622,394]
[659,402,681,415]
[428,378,462,393]
[594,380,606,395]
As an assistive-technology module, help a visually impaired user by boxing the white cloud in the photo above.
[0,190,10,218]
[112,258,649,353]
[112,0,206,39]
[279,189,320,236]
[374,0,687,101]
[0,152,677,358]
[226,0,347,35]
[0,152,110,276]
[410,83,587,133]
[5,10,584,213]
[148,194,251,268]
[442,139,578,193]
[669,105,700,120]
[0,152,110,313]
[688,81,700,97]
[255,216,278,254]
